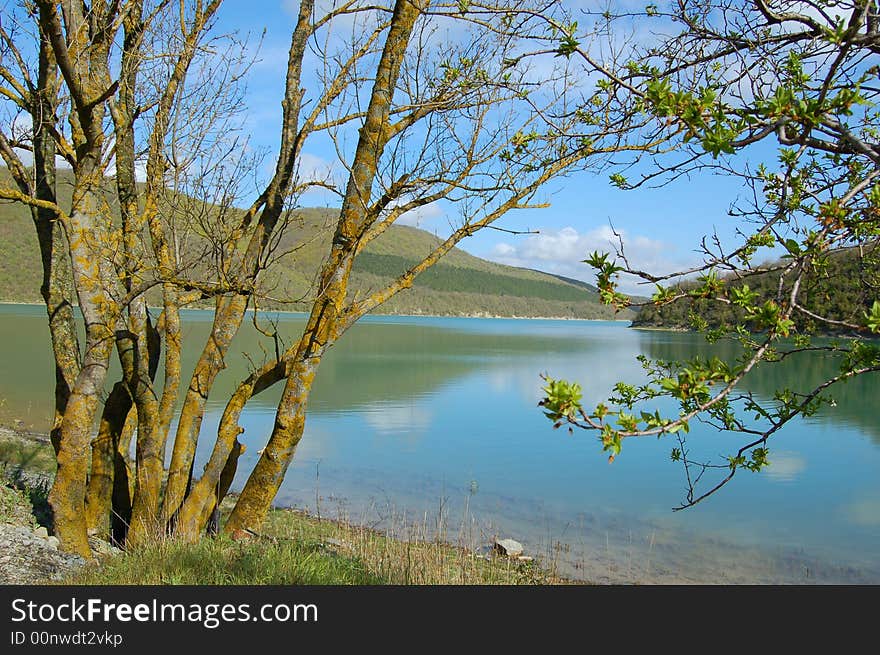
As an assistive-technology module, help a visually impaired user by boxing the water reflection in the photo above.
[763,451,807,483]
[1,306,879,583]
[843,496,880,527]
[637,329,880,443]
[362,402,433,437]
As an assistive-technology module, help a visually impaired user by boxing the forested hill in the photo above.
[632,248,877,334]
[0,168,627,320]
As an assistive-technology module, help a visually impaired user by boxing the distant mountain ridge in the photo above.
[0,167,630,320]
[631,248,877,333]
[528,270,600,294]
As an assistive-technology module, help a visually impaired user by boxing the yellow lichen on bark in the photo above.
[225,0,426,534]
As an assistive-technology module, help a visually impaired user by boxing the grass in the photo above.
[0,429,54,529]
[65,532,385,585]
[63,502,570,585]
[0,430,56,476]
[0,430,571,585]
[0,483,38,528]
[258,505,567,585]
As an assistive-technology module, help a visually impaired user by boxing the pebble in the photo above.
[0,524,87,584]
[494,538,525,558]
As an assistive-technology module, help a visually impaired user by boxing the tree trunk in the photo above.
[206,440,245,536]
[84,381,132,535]
[110,421,135,547]
[49,174,122,557]
[30,24,81,454]
[50,324,115,557]
[174,359,285,539]
[126,302,166,545]
[161,0,316,525]
[161,293,250,526]
[40,0,124,558]
[224,352,318,534]
[226,0,424,534]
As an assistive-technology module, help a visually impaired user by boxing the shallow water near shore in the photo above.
[2,304,879,583]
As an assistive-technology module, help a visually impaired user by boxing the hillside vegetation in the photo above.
[632,247,879,334]
[0,168,627,320]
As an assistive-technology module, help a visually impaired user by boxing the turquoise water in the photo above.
[1,304,878,583]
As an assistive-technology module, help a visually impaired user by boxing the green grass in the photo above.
[0,431,56,476]
[62,505,570,585]
[0,430,571,585]
[0,484,38,528]
[65,532,384,585]
[354,252,596,302]
[0,430,56,530]
[257,506,566,585]
[0,434,53,530]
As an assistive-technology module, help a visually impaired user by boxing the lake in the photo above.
[1,303,878,583]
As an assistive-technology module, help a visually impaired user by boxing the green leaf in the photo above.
[783,238,801,256]
[540,377,583,423]
[609,173,628,188]
[865,300,880,334]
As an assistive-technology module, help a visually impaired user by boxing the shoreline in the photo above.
[629,324,690,332]
[4,425,877,584]
[0,300,632,323]
[0,426,574,585]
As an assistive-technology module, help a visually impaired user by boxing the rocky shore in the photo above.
[0,429,119,584]
[0,524,88,584]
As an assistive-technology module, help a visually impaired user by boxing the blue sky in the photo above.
[213,1,778,295]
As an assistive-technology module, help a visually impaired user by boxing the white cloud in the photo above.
[487,225,697,295]
[9,146,33,168]
[843,495,880,527]
[363,402,432,436]
[493,243,515,257]
[396,201,444,228]
[296,152,342,203]
[103,159,147,183]
[298,151,335,184]
[764,451,807,483]
[8,112,33,140]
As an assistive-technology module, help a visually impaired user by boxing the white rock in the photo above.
[34,526,49,539]
[494,538,524,558]
[47,536,60,550]
[88,537,121,556]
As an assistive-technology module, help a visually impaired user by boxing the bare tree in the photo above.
[220,0,663,535]
[1,0,231,555]
[1,0,665,553]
